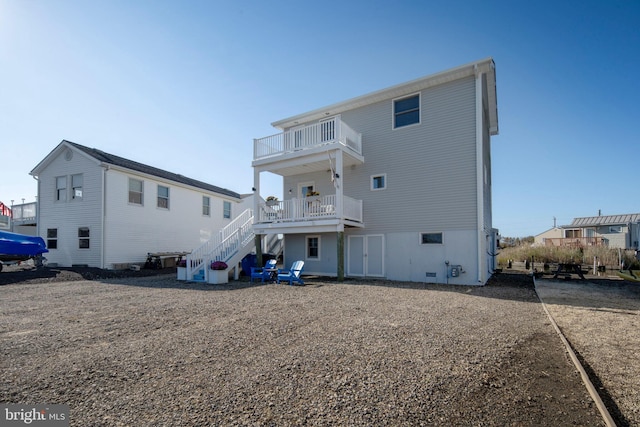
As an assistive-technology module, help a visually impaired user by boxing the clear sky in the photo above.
[1,0,638,237]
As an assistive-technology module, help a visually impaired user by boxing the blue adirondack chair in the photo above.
[277,260,305,285]
[250,258,277,283]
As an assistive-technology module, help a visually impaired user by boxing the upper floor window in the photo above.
[223,201,231,219]
[128,178,143,205]
[56,176,67,201]
[371,174,387,191]
[71,174,83,200]
[157,185,169,209]
[393,94,420,128]
[202,196,211,216]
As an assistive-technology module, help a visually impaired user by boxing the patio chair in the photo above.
[277,260,305,286]
[250,258,277,283]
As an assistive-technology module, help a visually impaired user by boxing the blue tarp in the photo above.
[0,230,48,261]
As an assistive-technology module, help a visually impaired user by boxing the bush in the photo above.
[498,245,636,270]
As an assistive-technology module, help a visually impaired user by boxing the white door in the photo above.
[348,235,385,277]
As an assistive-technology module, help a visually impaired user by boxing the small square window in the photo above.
[394,94,420,128]
[371,174,386,191]
[421,232,443,244]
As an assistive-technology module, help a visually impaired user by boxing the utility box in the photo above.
[450,265,462,277]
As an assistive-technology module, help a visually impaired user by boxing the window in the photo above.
[393,94,420,128]
[609,226,623,233]
[157,185,169,209]
[47,228,58,249]
[202,196,211,216]
[78,227,90,249]
[306,235,320,260]
[71,174,83,200]
[371,174,386,191]
[421,232,443,244]
[223,201,231,219]
[128,178,143,205]
[56,176,67,201]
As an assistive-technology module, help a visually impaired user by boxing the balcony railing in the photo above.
[254,117,362,160]
[11,202,37,223]
[544,237,606,247]
[257,195,363,224]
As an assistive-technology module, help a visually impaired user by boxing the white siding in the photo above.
[37,149,103,267]
[103,169,240,268]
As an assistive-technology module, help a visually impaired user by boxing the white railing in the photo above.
[254,118,362,160]
[186,209,254,280]
[258,195,363,224]
[11,202,37,222]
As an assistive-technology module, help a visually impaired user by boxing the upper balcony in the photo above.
[252,117,363,176]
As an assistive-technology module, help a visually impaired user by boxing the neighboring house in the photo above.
[533,227,563,246]
[9,201,38,235]
[30,140,243,269]
[545,213,640,249]
[252,58,499,285]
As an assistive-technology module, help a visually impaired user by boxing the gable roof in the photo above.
[567,213,640,228]
[271,57,498,135]
[32,140,241,199]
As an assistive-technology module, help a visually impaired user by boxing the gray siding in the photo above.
[342,76,477,233]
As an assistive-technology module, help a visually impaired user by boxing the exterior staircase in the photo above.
[186,209,255,282]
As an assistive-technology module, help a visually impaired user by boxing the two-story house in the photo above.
[31,140,246,269]
[252,58,499,285]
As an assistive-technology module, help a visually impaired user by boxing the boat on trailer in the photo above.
[0,230,48,272]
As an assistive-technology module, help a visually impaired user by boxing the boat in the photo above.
[0,230,48,271]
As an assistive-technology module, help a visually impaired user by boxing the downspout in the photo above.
[101,165,108,269]
[475,66,484,283]
[32,175,40,237]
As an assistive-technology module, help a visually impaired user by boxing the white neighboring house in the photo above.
[252,58,499,285]
[30,140,243,269]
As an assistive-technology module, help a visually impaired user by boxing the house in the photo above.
[30,140,245,269]
[533,227,563,246]
[252,58,499,285]
[544,213,640,249]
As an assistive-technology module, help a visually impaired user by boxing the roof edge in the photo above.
[271,57,496,130]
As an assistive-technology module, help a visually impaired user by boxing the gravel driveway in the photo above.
[0,270,615,426]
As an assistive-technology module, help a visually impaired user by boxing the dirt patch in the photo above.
[535,277,640,426]
[0,269,621,426]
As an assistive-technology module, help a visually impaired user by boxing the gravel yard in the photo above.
[1,267,632,426]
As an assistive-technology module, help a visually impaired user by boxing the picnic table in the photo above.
[552,263,586,280]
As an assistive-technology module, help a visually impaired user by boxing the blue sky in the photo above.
[1,0,638,237]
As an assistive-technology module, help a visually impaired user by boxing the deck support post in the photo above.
[337,231,344,281]
[255,234,263,267]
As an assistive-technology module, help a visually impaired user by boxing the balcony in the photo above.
[253,117,363,175]
[10,202,37,225]
[544,237,606,247]
[254,195,363,233]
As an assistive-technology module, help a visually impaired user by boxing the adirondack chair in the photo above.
[250,258,277,283]
[277,260,305,285]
